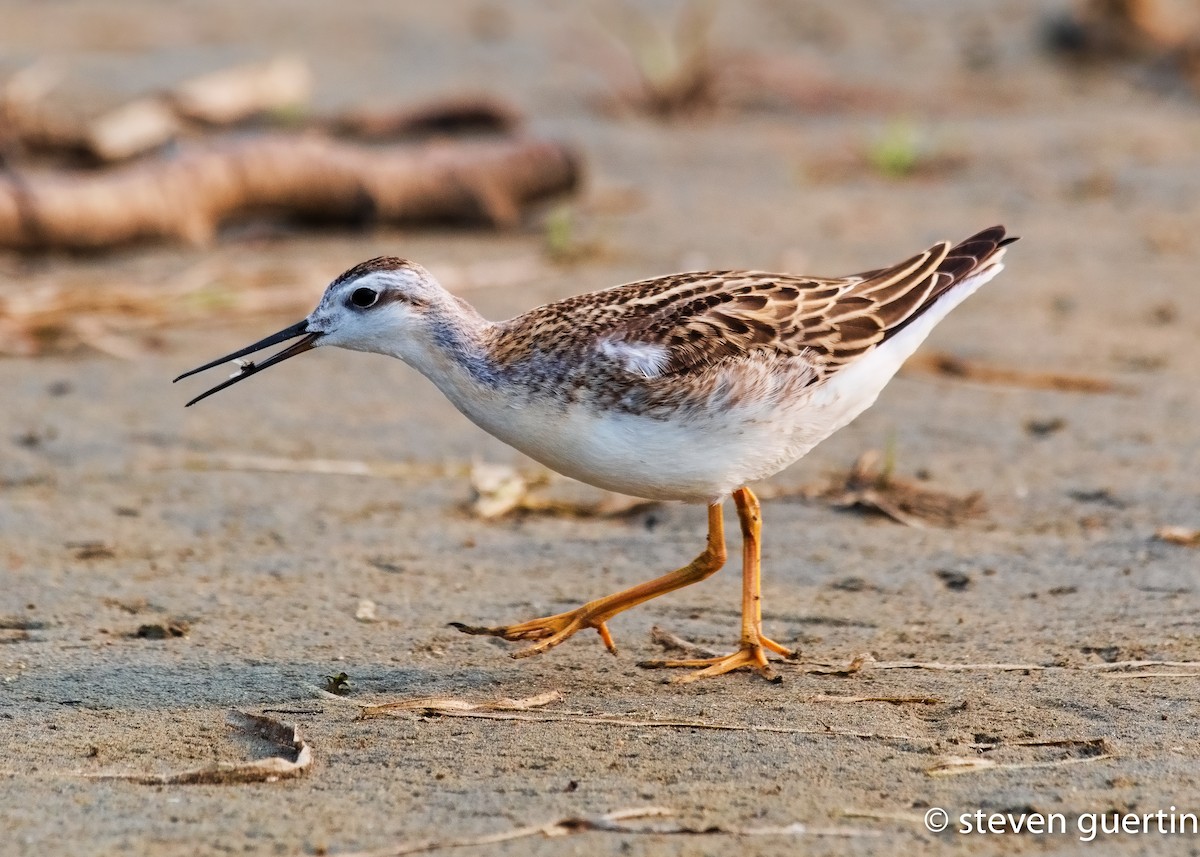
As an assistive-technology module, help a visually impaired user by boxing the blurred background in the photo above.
[2,3,1200,853]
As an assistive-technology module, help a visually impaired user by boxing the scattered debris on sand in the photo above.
[811,450,986,529]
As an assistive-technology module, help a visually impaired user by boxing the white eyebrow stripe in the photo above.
[597,338,671,378]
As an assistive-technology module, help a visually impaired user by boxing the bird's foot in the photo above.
[639,633,798,684]
[450,606,618,658]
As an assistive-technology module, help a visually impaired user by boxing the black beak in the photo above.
[173,320,321,407]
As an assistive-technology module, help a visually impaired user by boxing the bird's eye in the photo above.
[350,287,378,308]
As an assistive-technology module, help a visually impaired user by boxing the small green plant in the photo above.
[543,205,604,264]
[879,432,899,488]
[867,121,923,178]
[543,205,576,261]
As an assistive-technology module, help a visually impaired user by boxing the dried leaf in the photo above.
[468,462,657,520]
[817,451,985,528]
[85,710,311,785]
[355,599,379,623]
[1156,525,1200,547]
[469,462,534,519]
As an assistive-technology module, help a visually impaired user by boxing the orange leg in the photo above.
[451,503,727,658]
[642,486,796,683]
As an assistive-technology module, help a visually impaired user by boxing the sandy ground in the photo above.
[2,1,1200,854]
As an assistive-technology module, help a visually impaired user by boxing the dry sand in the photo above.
[2,1,1199,854]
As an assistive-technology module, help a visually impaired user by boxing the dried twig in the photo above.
[413,712,923,740]
[1082,659,1200,671]
[969,737,1110,752]
[1087,659,1200,679]
[336,806,875,857]
[814,450,985,529]
[361,691,562,718]
[362,691,927,744]
[926,752,1114,777]
[866,660,1047,672]
[795,656,1200,676]
[906,351,1122,394]
[802,653,878,676]
[929,736,1114,777]
[804,694,942,705]
[648,626,723,659]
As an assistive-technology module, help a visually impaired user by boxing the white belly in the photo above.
[447,370,875,504]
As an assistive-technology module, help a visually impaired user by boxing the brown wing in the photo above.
[615,225,1014,377]
[495,226,1015,380]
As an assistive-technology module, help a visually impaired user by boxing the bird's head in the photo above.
[174,257,444,406]
[307,257,444,352]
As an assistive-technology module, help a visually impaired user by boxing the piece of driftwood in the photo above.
[3,90,523,164]
[82,98,182,162]
[1046,0,1200,93]
[2,58,519,167]
[168,55,311,125]
[0,57,314,163]
[0,134,579,250]
[328,93,523,140]
[1050,0,1200,56]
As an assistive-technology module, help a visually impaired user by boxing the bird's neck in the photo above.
[405,296,503,404]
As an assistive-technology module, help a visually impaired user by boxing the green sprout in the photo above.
[867,121,923,179]
[543,205,576,262]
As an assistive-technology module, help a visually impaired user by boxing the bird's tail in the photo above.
[880,225,1018,338]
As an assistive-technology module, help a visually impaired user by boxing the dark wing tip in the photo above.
[937,225,1018,281]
